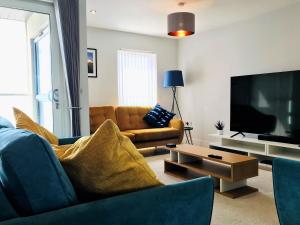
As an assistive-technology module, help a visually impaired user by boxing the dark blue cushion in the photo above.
[144,104,175,128]
[0,185,18,222]
[0,128,78,216]
[0,116,14,129]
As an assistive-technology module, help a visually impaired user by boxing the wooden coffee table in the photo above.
[164,144,258,198]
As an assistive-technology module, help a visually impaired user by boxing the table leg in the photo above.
[188,130,193,145]
[220,179,246,192]
[218,179,258,198]
[185,130,191,144]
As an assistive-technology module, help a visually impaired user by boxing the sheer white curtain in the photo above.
[117,50,157,106]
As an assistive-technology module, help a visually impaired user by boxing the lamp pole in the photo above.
[171,86,191,144]
[171,87,183,121]
[164,70,193,144]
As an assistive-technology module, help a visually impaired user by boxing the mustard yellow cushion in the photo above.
[51,144,72,158]
[56,119,162,195]
[115,106,152,131]
[13,107,58,145]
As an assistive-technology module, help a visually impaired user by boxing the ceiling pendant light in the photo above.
[167,2,195,37]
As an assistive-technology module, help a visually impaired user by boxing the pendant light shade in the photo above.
[168,12,195,37]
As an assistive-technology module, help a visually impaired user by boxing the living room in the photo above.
[0,0,300,225]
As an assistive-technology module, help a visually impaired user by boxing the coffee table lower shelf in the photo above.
[164,160,258,199]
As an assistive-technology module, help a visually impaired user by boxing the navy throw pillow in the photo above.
[144,104,175,128]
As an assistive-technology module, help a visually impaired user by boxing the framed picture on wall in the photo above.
[87,48,97,78]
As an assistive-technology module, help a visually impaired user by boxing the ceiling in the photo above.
[86,0,300,38]
[0,7,33,21]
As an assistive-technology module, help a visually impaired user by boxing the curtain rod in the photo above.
[119,48,154,54]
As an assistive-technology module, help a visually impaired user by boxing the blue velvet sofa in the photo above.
[273,158,300,225]
[0,118,214,225]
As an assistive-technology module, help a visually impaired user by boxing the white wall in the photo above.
[78,0,90,135]
[87,27,178,109]
[178,3,300,146]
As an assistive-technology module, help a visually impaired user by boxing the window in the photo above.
[0,18,33,122]
[117,50,157,106]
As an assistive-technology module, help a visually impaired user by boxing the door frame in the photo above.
[32,26,53,130]
[0,0,70,137]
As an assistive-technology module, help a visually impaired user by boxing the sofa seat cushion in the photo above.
[124,128,179,142]
[120,131,135,141]
[0,128,77,216]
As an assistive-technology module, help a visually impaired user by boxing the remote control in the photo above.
[166,143,176,148]
[208,154,222,159]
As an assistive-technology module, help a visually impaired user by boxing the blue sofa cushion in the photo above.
[0,128,78,216]
[0,116,14,129]
[144,104,175,128]
[0,185,18,222]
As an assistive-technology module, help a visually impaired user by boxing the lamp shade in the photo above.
[163,70,184,88]
[168,12,195,37]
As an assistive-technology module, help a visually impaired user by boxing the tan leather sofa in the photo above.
[89,106,184,149]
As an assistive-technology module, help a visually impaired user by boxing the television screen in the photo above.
[230,70,300,140]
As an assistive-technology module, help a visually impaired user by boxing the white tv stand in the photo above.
[209,134,300,161]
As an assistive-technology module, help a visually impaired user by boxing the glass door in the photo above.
[33,27,54,131]
[0,0,70,137]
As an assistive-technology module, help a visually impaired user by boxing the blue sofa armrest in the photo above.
[0,177,214,225]
[58,136,82,145]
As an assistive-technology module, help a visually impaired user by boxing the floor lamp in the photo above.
[163,70,184,119]
[164,70,192,144]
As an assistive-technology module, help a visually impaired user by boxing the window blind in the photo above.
[117,50,157,106]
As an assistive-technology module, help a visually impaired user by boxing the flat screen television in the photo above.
[230,70,300,144]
